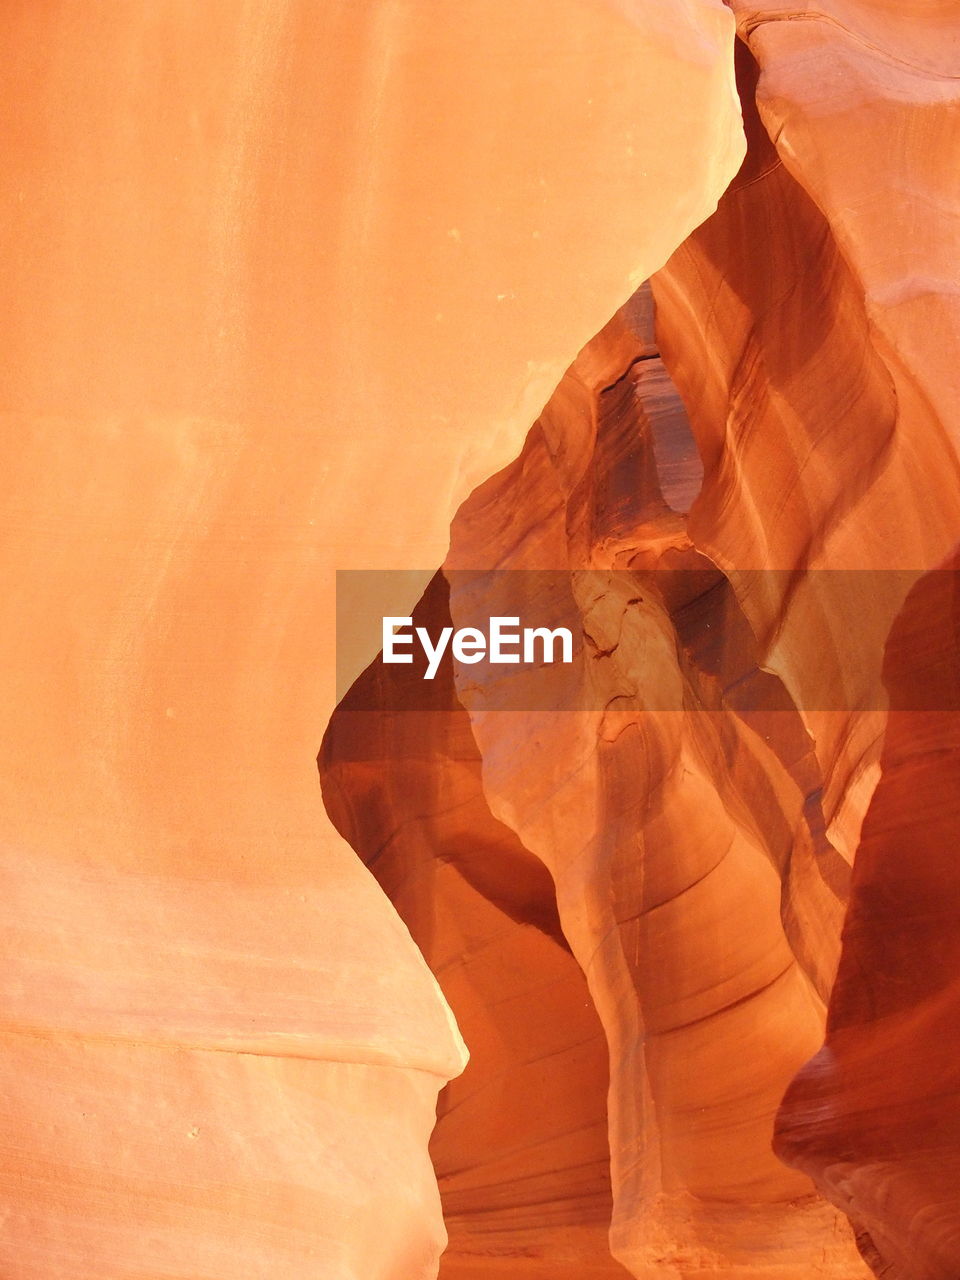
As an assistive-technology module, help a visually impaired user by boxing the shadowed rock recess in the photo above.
[0,3,744,1277]
[324,20,960,1280]
[4,0,959,1276]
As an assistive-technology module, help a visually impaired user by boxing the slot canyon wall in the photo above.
[327,5,960,1279]
[2,2,959,1279]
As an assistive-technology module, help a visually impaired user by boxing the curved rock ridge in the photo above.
[322,573,630,1278]
[326,20,960,1277]
[441,292,868,1278]
[327,281,868,1275]
[732,0,960,452]
[0,2,746,1277]
[776,555,960,1279]
[652,38,960,867]
[8,0,959,1274]
[719,9,960,1275]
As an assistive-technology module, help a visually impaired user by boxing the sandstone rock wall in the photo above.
[5,1,959,1277]
[328,11,960,1278]
[0,2,743,1277]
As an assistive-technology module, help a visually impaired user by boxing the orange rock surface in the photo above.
[719,7,960,1275]
[323,573,627,1278]
[0,2,745,1277]
[329,16,960,1280]
[776,559,960,1279]
[405,289,869,1278]
[7,0,960,1276]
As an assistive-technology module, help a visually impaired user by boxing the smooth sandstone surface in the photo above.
[323,574,630,1278]
[0,2,744,1277]
[654,35,960,830]
[8,1,958,1277]
[440,292,871,1279]
[328,11,960,1277]
[723,3,960,1275]
[776,560,960,1279]
[330,286,868,1276]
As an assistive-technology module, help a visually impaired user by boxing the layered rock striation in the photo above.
[327,11,960,1279]
[0,2,744,1277]
[5,0,960,1277]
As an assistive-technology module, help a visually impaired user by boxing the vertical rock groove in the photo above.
[323,18,960,1276]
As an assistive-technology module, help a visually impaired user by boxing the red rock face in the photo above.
[776,560,960,1278]
[6,1,960,1278]
[327,18,960,1280]
[322,574,626,1278]
[333,290,871,1277]
[0,2,746,1278]
[663,11,960,1276]
[328,292,827,1274]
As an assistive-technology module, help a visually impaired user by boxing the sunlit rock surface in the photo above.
[6,0,960,1276]
[327,13,960,1280]
[726,6,960,1276]
[323,573,628,1278]
[328,285,870,1276]
[0,2,745,1277]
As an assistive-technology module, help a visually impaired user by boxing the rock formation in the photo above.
[660,9,960,1275]
[327,12,960,1280]
[326,281,872,1275]
[0,2,744,1278]
[4,0,960,1277]
[776,558,960,1279]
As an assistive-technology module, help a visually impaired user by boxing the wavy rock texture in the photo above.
[725,8,960,1277]
[6,0,959,1277]
[776,559,960,1279]
[653,38,960,866]
[0,2,745,1278]
[442,296,870,1279]
[323,573,628,1278]
[327,18,960,1280]
[327,286,869,1276]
